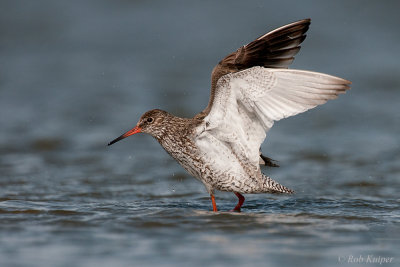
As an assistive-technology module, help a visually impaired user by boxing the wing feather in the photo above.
[199,19,311,117]
[203,66,351,170]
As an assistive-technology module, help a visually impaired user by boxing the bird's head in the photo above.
[108,109,170,145]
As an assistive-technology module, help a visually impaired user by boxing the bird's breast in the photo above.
[158,134,204,178]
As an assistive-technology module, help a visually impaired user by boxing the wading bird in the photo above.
[108,19,350,212]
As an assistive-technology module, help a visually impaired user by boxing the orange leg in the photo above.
[232,192,245,212]
[210,194,218,212]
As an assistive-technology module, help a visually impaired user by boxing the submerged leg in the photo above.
[232,192,245,212]
[210,194,218,212]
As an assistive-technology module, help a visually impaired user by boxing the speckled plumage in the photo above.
[108,19,351,212]
[139,110,292,196]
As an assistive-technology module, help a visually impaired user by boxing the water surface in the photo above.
[1,1,399,266]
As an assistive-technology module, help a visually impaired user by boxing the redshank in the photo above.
[108,19,351,212]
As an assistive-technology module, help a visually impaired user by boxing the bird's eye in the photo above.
[146,117,153,123]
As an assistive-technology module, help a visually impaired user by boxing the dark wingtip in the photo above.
[260,154,280,168]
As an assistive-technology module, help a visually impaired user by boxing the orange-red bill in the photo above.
[108,126,142,146]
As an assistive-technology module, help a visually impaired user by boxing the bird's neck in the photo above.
[153,115,198,151]
[152,115,187,141]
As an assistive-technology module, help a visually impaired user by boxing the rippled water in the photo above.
[1,1,399,266]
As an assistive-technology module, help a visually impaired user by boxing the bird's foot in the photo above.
[230,207,241,212]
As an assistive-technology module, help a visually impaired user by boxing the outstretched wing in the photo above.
[203,66,351,172]
[201,19,311,116]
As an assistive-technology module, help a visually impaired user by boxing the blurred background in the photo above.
[0,1,399,266]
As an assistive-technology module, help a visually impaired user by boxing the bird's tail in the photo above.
[261,174,294,194]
